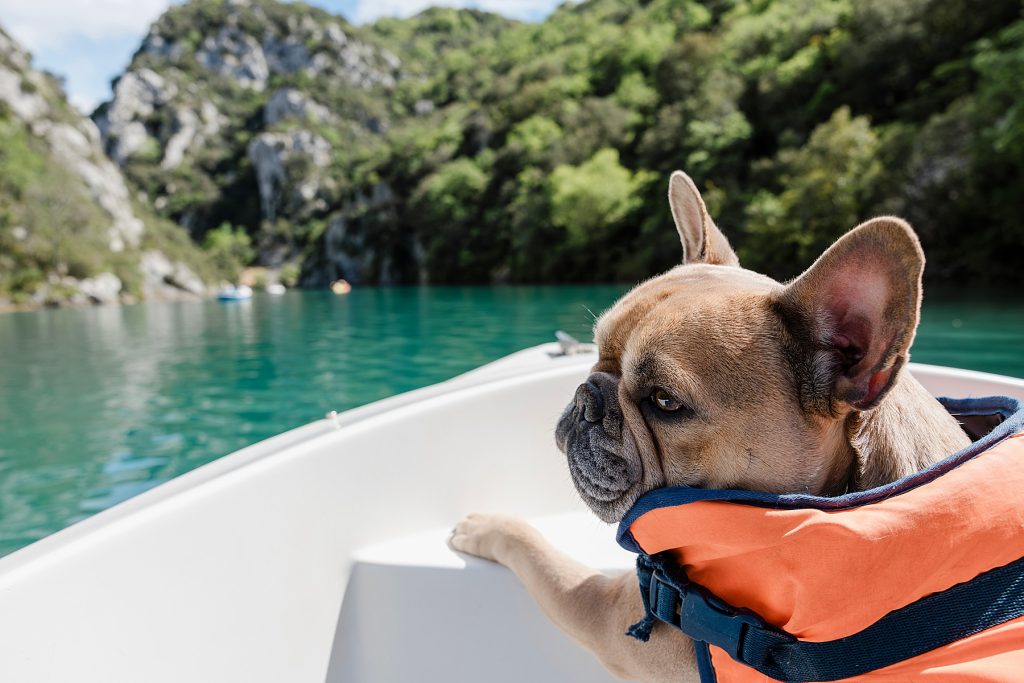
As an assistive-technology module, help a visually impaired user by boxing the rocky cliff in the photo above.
[0,26,213,308]
[93,0,512,286]
[93,0,412,285]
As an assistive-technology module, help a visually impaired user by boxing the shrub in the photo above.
[202,223,255,281]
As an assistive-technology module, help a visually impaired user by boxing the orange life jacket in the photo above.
[617,396,1024,682]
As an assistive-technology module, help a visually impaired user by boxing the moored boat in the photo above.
[216,284,253,301]
[0,344,1021,682]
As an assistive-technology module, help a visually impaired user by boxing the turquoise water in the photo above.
[0,286,1021,557]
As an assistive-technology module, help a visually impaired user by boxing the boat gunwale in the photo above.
[0,348,1020,579]
[0,344,593,577]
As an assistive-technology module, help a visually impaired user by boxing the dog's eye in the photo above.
[651,388,683,412]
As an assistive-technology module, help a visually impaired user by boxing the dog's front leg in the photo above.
[451,513,699,683]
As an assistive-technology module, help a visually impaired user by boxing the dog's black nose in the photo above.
[576,380,605,423]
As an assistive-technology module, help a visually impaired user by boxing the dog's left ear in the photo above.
[775,217,924,413]
[668,171,740,267]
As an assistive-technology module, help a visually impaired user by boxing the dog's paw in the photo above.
[450,513,538,565]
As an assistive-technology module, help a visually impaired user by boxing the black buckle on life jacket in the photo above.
[647,568,795,668]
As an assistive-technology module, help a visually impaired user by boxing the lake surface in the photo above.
[0,286,1021,557]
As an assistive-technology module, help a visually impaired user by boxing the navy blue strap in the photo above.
[629,553,1024,682]
[625,555,657,642]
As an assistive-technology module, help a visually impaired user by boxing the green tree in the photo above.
[973,21,1024,165]
[741,107,882,277]
[960,19,1024,281]
[416,158,488,225]
[413,158,495,281]
[506,116,563,165]
[550,148,652,245]
[202,223,254,281]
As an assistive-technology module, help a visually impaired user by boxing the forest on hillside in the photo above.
[3,0,1024,304]
[362,0,1024,285]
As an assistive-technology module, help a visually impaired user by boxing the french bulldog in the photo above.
[451,170,971,682]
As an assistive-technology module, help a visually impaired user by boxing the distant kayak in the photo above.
[216,284,253,301]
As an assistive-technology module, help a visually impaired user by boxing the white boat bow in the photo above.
[0,344,1021,682]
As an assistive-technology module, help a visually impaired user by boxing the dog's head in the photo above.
[556,171,925,523]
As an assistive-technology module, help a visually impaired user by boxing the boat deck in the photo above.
[331,513,630,682]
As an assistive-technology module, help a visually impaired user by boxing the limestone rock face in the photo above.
[0,34,48,121]
[95,69,174,164]
[96,1,399,181]
[197,26,270,91]
[321,184,397,286]
[90,0,406,283]
[264,88,329,126]
[262,35,310,76]
[94,70,225,172]
[305,181,426,287]
[82,0,509,289]
[77,273,123,304]
[44,122,145,252]
[162,103,225,170]
[247,130,332,222]
[140,251,207,299]
[0,25,214,307]
[0,26,144,253]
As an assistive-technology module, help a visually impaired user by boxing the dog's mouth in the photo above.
[556,391,642,523]
[557,374,643,524]
[566,438,635,503]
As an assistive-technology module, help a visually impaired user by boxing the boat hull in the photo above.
[0,345,1020,682]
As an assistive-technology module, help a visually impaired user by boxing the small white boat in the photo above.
[0,344,1021,682]
[265,283,286,295]
[216,284,253,301]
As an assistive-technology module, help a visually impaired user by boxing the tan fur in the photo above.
[452,170,970,681]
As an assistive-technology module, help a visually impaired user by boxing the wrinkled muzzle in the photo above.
[555,371,642,522]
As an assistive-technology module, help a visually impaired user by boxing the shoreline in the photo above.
[0,291,209,315]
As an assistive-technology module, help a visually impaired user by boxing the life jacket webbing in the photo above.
[632,552,1024,682]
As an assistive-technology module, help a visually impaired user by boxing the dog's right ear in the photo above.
[774,217,925,415]
[668,171,739,267]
